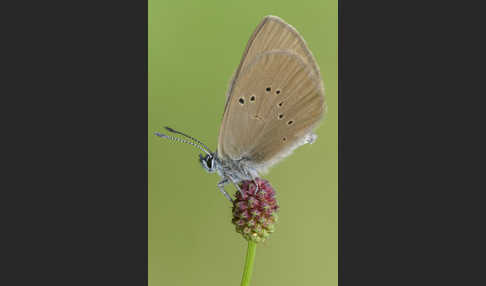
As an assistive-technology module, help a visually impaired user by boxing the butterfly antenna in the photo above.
[154,132,212,156]
[164,126,213,153]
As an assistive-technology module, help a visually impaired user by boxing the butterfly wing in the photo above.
[218,49,325,172]
[218,16,325,173]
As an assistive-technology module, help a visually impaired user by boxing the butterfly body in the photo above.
[157,15,326,202]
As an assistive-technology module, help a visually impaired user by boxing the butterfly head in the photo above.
[199,153,216,173]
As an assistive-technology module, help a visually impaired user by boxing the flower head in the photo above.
[232,178,279,243]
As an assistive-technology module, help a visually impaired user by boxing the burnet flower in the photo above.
[232,178,279,243]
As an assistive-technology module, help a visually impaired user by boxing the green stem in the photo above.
[240,241,257,286]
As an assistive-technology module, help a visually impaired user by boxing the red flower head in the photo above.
[232,178,279,243]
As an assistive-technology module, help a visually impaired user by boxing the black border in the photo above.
[338,1,476,285]
[5,1,148,284]
[339,2,424,284]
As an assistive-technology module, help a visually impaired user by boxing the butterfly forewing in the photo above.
[225,15,323,100]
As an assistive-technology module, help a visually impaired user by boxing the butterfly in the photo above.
[156,15,326,202]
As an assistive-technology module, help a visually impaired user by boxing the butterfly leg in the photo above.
[217,179,233,203]
[252,179,259,193]
[244,169,259,193]
[230,178,243,194]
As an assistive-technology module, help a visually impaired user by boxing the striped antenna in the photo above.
[154,132,212,156]
[164,126,213,153]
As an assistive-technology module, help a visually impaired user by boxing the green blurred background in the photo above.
[149,1,337,285]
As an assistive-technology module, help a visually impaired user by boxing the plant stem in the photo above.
[240,241,257,286]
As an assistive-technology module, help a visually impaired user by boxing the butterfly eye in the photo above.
[275,89,281,95]
[239,98,245,104]
[277,102,284,107]
[278,113,284,120]
[287,120,294,125]
[282,137,287,142]
[250,95,256,102]
[266,87,271,92]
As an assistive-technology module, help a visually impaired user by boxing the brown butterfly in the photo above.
[156,15,326,201]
